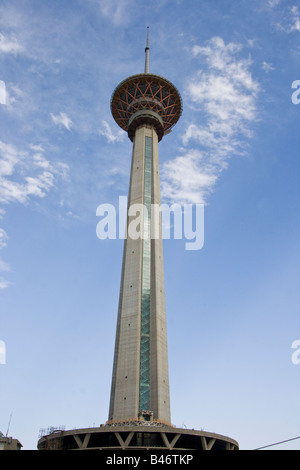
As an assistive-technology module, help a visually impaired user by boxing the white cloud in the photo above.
[290,6,300,32]
[161,149,218,205]
[50,112,73,131]
[55,162,69,180]
[0,141,24,177]
[0,142,69,289]
[0,227,10,289]
[33,152,50,170]
[161,37,260,205]
[24,171,55,199]
[0,32,23,54]
[0,228,8,249]
[0,140,69,205]
[96,0,134,26]
[100,120,124,143]
[268,0,280,7]
[275,5,300,33]
[4,83,24,110]
[0,258,10,272]
[262,61,275,73]
[0,277,12,289]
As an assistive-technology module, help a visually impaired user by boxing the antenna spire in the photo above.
[6,412,13,437]
[144,26,150,73]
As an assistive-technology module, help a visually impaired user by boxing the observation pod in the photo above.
[111,73,182,142]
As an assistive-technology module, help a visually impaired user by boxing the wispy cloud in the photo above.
[4,83,24,110]
[0,227,10,289]
[0,140,69,205]
[161,149,218,205]
[50,112,73,131]
[161,36,260,205]
[0,258,10,271]
[0,228,8,249]
[0,278,12,289]
[96,0,134,26]
[0,253,11,290]
[275,5,300,33]
[0,32,23,54]
[268,0,281,7]
[262,61,275,73]
[100,120,124,143]
[290,6,300,32]
[0,141,69,289]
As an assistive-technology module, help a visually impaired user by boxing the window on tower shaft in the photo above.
[139,136,152,413]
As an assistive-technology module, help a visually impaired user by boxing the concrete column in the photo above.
[109,124,170,424]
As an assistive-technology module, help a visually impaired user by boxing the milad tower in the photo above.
[108,28,179,427]
[37,30,239,452]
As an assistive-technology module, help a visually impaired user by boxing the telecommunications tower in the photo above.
[108,26,181,426]
[37,29,239,451]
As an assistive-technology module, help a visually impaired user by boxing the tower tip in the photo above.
[144,27,150,73]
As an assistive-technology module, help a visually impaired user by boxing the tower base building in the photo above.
[37,424,238,451]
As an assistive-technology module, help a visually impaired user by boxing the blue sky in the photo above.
[0,0,300,450]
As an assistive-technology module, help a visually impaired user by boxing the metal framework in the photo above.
[110,73,182,141]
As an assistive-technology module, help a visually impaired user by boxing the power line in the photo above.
[254,435,300,450]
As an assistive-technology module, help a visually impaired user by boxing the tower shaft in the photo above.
[109,124,170,424]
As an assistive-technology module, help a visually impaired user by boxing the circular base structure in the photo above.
[37,424,238,451]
